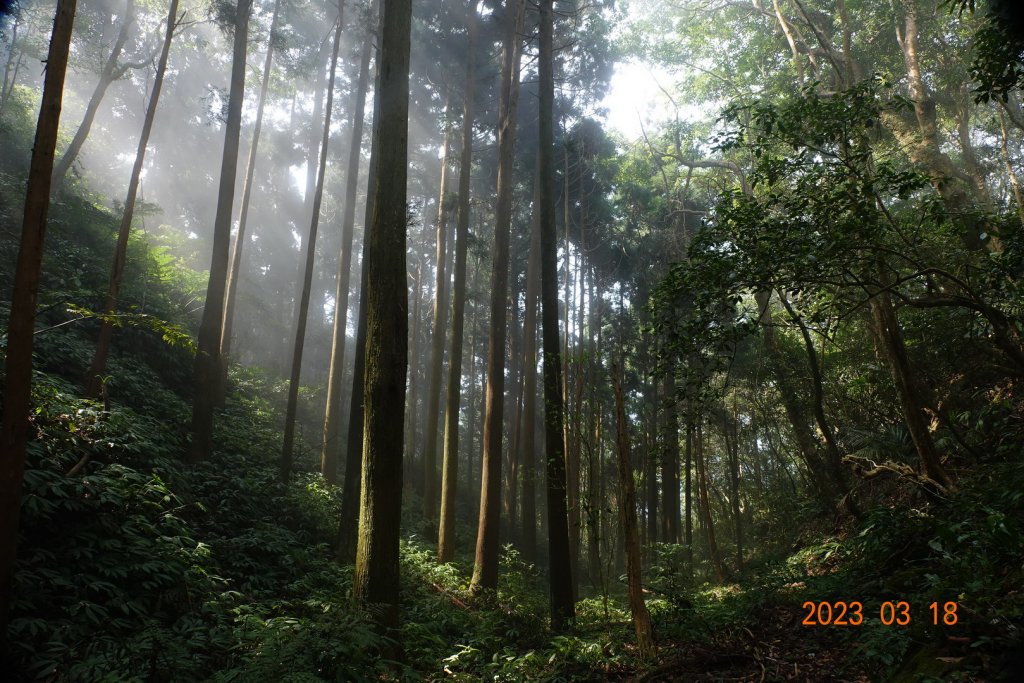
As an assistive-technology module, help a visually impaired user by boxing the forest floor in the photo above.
[640,606,871,682]
[7,350,1023,682]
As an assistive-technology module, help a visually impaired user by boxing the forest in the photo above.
[1,0,1023,679]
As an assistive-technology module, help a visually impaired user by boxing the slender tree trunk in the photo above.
[893,0,985,250]
[280,6,345,482]
[997,109,1024,227]
[337,6,383,564]
[955,85,992,210]
[585,264,602,587]
[755,291,836,505]
[406,241,424,478]
[661,370,680,543]
[776,292,846,494]
[85,0,179,399]
[612,362,655,656]
[684,420,693,575]
[51,0,134,191]
[0,17,24,118]
[322,18,374,484]
[539,0,574,630]
[561,141,580,590]
[423,91,454,523]
[0,0,77,642]
[304,41,328,224]
[723,404,742,570]
[187,0,250,464]
[465,268,482,510]
[438,0,478,562]
[870,280,952,489]
[221,0,282,359]
[645,379,658,547]
[695,423,724,582]
[470,0,525,596]
[352,0,412,637]
[504,275,523,543]
[519,173,541,564]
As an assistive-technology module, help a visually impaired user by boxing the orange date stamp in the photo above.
[800,600,959,627]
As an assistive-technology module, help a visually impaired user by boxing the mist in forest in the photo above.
[3,0,1024,679]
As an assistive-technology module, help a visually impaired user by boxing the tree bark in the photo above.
[755,291,837,505]
[187,0,250,464]
[893,0,986,251]
[85,0,179,399]
[352,0,412,637]
[776,291,847,495]
[423,90,454,523]
[612,362,655,656]
[280,4,345,482]
[470,0,525,596]
[870,278,952,489]
[723,403,742,570]
[438,0,478,562]
[0,0,77,642]
[337,5,383,564]
[519,173,542,564]
[0,16,24,118]
[684,419,693,575]
[221,0,283,359]
[539,0,575,630]
[322,15,375,485]
[645,379,658,547]
[695,423,724,582]
[661,369,681,543]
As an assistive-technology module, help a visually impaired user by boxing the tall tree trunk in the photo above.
[954,85,992,211]
[723,403,742,570]
[221,0,283,359]
[504,274,523,543]
[561,141,580,589]
[612,362,655,656]
[755,291,837,505]
[776,291,847,495]
[585,263,602,587]
[695,423,724,582]
[684,420,693,575]
[0,0,77,641]
[470,0,525,596]
[893,0,986,251]
[997,109,1024,227]
[870,279,952,489]
[0,16,25,118]
[280,5,345,482]
[337,5,383,564]
[187,0,250,464]
[322,18,374,484]
[51,0,134,191]
[539,0,574,630]
[661,369,680,543]
[406,240,424,478]
[352,0,412,636]
[423,91,454,523]
[465,266,482,511]
[519,173,541,564]
[645,379,658,547]
[438,0,478,563]
[85,0,179,399]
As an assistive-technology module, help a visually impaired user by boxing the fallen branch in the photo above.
[843,454,950,495]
